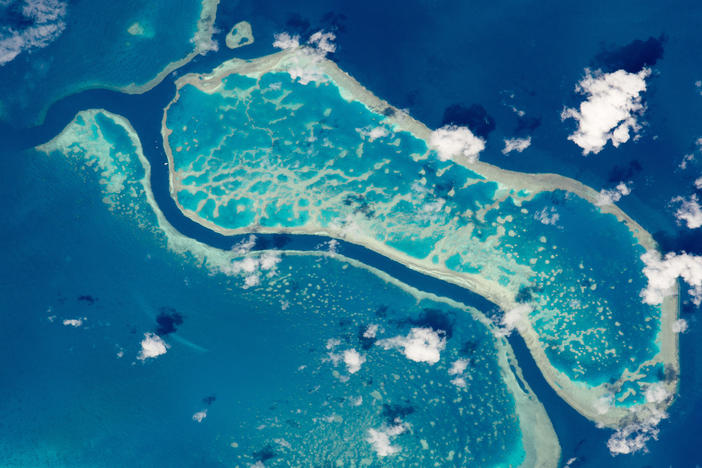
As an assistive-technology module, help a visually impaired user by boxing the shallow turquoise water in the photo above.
[0,109,533,466]
[165,69,664,395]
[0,0,209,127]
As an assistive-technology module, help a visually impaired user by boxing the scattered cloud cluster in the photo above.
[596,181,632,206]
[137,333,168,361]
[220,239,282,289]
[342,348,366,374]
[535,206,559,225]
[363,323,379,339]
[429,125,485,163]
[377,327,446,364]
[357,125,390,142]
[672,318,688,333]
[641,251,702,306]
[62,317,85,327]
[502,136,531,155]
[672,193,702,229]
[497,304,533,336]
[272,30,336,85]
[366,422,409,457]
[607,385,670,455]
[192,409,207,423]
[562,68,650,155]
[0,0,67,66]
[448,358,470,388]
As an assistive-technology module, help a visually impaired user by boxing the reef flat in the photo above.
[31,108,560,467]
[161,48,679,429]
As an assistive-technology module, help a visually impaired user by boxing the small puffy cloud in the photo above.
[272,32,299,49]
[448,358,470,388]
[607,406,667,455]
[366,423,408,457]
[498,304,532,336]
[448,358,469,375]
[672,194,702,229]
[308,31,336,54]
[221,251,282,289]
[535,206,559,225]
[358,126,390,142]
[596,182,631,206]
[695,176,702,190]
[502,136,531,155]
[137,333,168,361]
[672,318,688,333]
[644,383,670,404]
[192,409,207,422]
[232,234,256,255]
[594,393,614,415]
[0,0,67,66]
[343,349,365,374]
[562,68,650,155]
[377,327,446,364]
[273,30,336,84]
[363,324,379,339]
[429,125,485,163]
[641,251,702,306]
[62,318,84,327]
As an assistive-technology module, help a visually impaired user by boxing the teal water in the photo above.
[0,109,539,466]
[164,69,664,395]
[0,0,213,127]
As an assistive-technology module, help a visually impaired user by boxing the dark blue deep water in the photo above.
[1,0,701,466]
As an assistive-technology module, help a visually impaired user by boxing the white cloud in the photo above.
[326,337,341,350]
[0,0,67,66]
[641,251,702,306]
[232,234,257,255]
[672,194,702,229]
[192,409,207,423]
[363,324,379,339]
[594,393,614,415]
[343,348,365,374]
[596,182,631,206]
[366,423,408,457]
[644,383,670,404]
[221,250,282,289]
[448,358,469,375]
[562,68,650,155]
[607,406,667,455]
[429,125,485,163]
[273,30,336,85]
[272,32,299,49]
[308,31,336,54]
[137,333,168,361]
[377,327,446,364]
[695,176,702,190]
[672,318,688,333]
[448,358,470,388]
[498,304,533,336]
[62,318,84,327]
[358,126,390,142]
[535,206,559,225]
[502,136,531,155]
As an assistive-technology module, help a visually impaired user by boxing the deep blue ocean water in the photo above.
[1,0,701,466]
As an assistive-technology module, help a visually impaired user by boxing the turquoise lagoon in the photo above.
[162,52,676,423]
[0,109,559,466]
